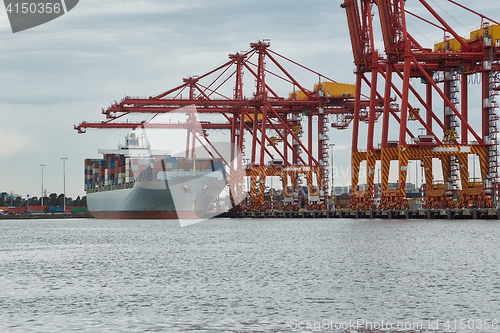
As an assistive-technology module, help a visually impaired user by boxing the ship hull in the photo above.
[87,174,227,219]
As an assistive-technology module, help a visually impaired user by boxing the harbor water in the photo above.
[0,218,499,332]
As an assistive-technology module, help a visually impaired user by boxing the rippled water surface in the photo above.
[0,218,499,332]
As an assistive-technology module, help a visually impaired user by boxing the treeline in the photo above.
[0,193,87,208]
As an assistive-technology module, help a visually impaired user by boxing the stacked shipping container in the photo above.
[85,154,223,191]
[85,154,149,191]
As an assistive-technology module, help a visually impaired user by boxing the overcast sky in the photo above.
[0,0,496,200]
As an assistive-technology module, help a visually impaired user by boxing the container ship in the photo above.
[84,133,228,219]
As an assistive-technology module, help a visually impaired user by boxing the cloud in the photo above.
[0,129,27,156]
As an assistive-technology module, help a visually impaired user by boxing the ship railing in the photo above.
[87,181,135,193]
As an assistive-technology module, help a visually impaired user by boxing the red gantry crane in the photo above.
[341,0,500,209]
[75,41,377,211]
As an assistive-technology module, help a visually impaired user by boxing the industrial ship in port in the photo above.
[84,133,228,219]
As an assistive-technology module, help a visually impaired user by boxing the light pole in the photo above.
[61,158,67,213]
[40,164,45,206]
[329,143,335,209]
